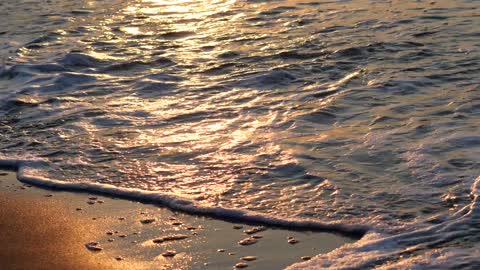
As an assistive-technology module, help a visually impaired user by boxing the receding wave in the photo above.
[288,176,480,269]
[0,157,367,237]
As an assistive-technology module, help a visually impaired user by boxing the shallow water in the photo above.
[1,0,480,268]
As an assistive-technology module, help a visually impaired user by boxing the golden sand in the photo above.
[0,192,123,269]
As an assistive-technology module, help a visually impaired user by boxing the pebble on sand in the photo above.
[252,235,263,239]
[288,239,299,244]
[217,249,225,253]
[301,256,312,261]
[241,256,257,261]
[140,218,156,224]
[235,262,249,268]
[162,250,176,257]
[244,226,267,235]
[233,225,243,230]
[115,256,124,261]
[87,201,95,205]
[85,241,103,252]
[238,237,257,246]
[152,234,189,244]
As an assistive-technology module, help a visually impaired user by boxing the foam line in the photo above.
[0,158,368,237]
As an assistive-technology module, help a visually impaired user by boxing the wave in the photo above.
[0,157,367,237]
[287,176,480,269]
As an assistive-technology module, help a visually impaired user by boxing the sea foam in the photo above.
[0,157,367,237]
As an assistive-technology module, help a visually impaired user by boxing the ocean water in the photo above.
[1,0,479,268]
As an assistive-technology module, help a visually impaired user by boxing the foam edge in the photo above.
[0,158,368,237]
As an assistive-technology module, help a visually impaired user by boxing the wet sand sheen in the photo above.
[0,170,355,269]
[0,191,122,269]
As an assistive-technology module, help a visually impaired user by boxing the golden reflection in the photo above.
[96,84,285,198]
[81,0,480,201]
[121,26,154,36]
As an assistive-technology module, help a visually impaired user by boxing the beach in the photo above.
[0,170,354,269]
[2,0,479,268]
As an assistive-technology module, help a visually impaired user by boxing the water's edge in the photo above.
[0,158,366,238]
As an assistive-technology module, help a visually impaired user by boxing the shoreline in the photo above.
[6,161,366,237]
[0,169,356,269]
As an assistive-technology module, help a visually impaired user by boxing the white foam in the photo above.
[287,176,480,269]
[0,157,368,236]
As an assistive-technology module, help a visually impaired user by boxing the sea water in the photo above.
[1,0,479,268]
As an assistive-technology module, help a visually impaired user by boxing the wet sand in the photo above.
[0,170,355,269]
[0,185,123,269]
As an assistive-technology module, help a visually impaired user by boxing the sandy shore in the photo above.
[0,170,355,269]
